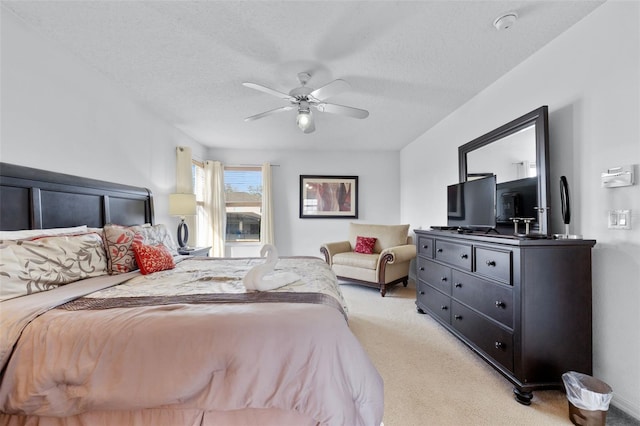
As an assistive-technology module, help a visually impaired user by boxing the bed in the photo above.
[0,163,384,426]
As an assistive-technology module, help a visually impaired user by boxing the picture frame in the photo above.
[299,175,358,219]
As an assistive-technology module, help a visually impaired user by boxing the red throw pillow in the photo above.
[355,236,377,254]
[132,242,176,275]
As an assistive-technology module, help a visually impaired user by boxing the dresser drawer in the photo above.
[451,301,514,372]
[474,246,512,284]
[434,240,472,270]
[452,270,514,328]
[417,235,434,258]
[417,258,452,295]
[417,281,451,324]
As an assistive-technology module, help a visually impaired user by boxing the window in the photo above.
[192,160,206,247]
[191,163,263,244]
[225,166,262,242]
[192,160,205,208]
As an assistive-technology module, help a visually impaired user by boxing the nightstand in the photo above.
[178,246,211,257]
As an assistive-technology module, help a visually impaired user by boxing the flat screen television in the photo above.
[447,175,497,231]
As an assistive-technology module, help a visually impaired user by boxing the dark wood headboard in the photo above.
[0,162,154,231]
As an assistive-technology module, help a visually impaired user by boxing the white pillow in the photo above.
[0,225,88,241]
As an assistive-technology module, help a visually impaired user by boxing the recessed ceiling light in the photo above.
[493,12,518,31]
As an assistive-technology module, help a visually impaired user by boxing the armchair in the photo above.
[320,223,416,296]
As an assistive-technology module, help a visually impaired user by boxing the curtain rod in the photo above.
[225,163,280,167]
[192,157,280,167]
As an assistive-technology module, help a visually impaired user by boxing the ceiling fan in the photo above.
[242,72,369,134]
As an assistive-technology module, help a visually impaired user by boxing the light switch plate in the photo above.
[608,210,631,229]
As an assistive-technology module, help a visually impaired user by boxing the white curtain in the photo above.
[204,160,226,257]
[261,162,274,245]
[176,146,193,193]
[175,146,194,246]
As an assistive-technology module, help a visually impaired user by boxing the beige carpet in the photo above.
[340,280,573,426]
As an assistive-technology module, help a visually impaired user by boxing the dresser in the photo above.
[414,229,596,404]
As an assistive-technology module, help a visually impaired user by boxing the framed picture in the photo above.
[300,175,358,219]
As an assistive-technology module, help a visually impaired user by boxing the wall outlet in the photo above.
[608,210,631,229]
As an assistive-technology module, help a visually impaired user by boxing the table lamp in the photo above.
[168,193,197,248]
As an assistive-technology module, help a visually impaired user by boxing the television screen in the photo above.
[496,177,538,226]
[447,175,497,230]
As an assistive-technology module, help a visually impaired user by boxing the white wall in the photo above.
[0,10,206,229]
[401,1,639,417]
[208,148,401,257]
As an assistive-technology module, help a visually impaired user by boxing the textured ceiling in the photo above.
[2,1,604,151]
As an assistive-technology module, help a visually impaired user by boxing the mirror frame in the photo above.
[458,106,550,235]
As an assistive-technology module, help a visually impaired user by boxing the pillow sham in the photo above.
[0,232,108,301]
[355,236,377,254]
[138,224,179,256]
[132,242,176,275]
[0,225,88,241]
[102,224,147,274]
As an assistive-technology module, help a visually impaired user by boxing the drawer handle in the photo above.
[423,245,429,249]
[419,267,425,271]
[486,260,497,267]
[440,305,448,310]
[454,315,462,320]
[495,341,505,349]
[419,291,425,295]
[495,301,506,308]
[437,248,443,253]
[460,253,468,259]
[441,277,448,282]
[454,282,462,288]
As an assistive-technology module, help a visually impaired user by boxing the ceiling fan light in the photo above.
[297,110,311,131]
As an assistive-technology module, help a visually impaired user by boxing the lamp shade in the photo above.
[168,193,197,216]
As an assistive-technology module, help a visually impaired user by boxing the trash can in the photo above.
[562,371,613,426]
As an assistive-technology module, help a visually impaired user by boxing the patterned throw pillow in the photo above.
[102,224,147,274]
[132,242,176,275]
[138,224,179,256]
[102,224,179,274]
[354,236,377,254]
[0,233,108,301]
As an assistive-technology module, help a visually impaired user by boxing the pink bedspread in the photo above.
[0,258,383,425]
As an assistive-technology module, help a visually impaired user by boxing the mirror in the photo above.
[458,106,550,236]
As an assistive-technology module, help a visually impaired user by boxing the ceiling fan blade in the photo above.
[315,102,369,119]
[242,82,294,100]
[310,79,351,100]
[244,105,295,122]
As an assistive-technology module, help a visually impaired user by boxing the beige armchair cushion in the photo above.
[333,251,379,270]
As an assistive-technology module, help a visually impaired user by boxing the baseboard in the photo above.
[611,396,640,422]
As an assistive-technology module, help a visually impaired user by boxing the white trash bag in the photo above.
[562,371,613,411]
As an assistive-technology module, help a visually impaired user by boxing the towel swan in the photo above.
[243,244,300,291]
